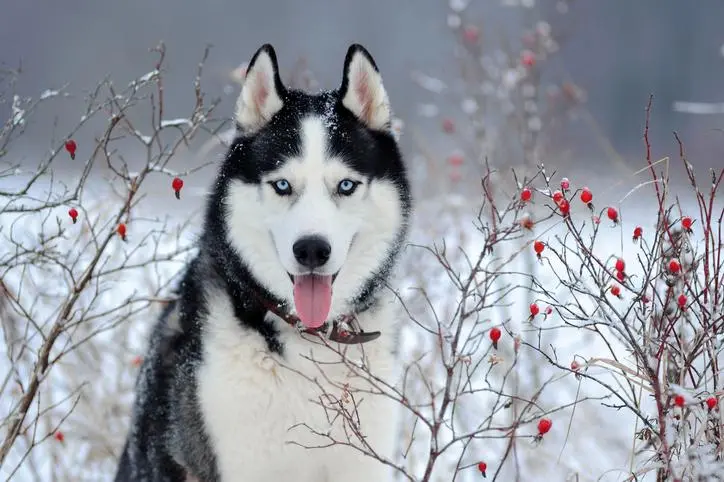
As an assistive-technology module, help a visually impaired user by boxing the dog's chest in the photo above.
[195,303,397,482]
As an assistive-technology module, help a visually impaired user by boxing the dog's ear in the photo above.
[235,44,286,133]
[339,44,391,131]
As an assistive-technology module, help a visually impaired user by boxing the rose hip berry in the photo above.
[580,186,593,205]
[521,186,533,202]
[64,139,77,160]
[615,258,625,273]
[447,153,464,167]
[68,208,78,224]
[677,293,687,310]
[633,226,643,242]
[537,418,552,436]
[674,395,685,408]
[172,177,184,199]
[529,303,540,318]
[610,284,621,298]
[615,270,625,282]
[571,360,581,379]
[117,223,127,242]
[462,25,480,45]
[441,118,455,134]
[607,206,619,223]
[521,50,536,67]
[489,327,501,349]
[706,397,718,411]
[54,431,65,443]
[556,198,570,217]
[477,461,487,477]
[669,259,681,274]
[560,177,570,191]
[552,190,564,204]
[681,216,693,232]
[534,240,545,260]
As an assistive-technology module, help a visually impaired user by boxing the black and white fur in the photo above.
[114,44,411,482]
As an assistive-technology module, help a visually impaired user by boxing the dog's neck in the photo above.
[253,289,381,345]
[204,248,381,347]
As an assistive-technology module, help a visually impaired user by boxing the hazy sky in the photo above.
[1,0,722,173]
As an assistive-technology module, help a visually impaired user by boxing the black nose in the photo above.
[293,236,331,269]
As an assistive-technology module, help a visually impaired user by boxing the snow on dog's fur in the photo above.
[114,44,411,481]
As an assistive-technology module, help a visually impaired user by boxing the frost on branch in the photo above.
[0,43,225,480]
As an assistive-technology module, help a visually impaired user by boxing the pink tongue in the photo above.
[293,274,333,328]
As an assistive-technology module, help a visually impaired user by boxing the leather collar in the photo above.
[256,295,381,345]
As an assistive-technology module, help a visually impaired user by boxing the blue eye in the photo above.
[337,179,359,196]
[269,179,292,196]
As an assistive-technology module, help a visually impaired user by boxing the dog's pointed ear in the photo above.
[339,44,391,131]
[235,44,286,133]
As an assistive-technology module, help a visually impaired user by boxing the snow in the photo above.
[160,118,193,128]
[39,89,60,100]
[10,95,25,126]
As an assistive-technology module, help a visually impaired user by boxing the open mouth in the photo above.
[287,272,339,329]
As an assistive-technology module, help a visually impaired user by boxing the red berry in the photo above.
[64,140,77,159]
[677,293,687,310]
[489,327,501,349]
[441,118,455,134]
[117,223,127,241]
[520,215,534,230]
[537,418,552,436]
[545,306,553,315]
[447,153,464,167]
[610,284,621,297]
[556,198,570,216]
[570,360,580,370]
[615,270,625,282]
[529,303,540,317]
[681,216,693,231]
[54,431,65,443]
[533,240,545,255]
[580,187,593,204]
[706,397,718,411]
[633,226,643,242]
[674,395,685,407]
[521,186,532,202]
[669,259,681,274]
[552,190,564,204]
[642,294,650,303]
[615,258,625,273]
[477,461,487,476]
[560,177,570,191]
[172,177,184,199]
[607,207,618,222]
[521,50,536,67]
[68,207,79,224]
[462,25,480,45]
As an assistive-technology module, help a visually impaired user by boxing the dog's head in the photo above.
[216,44,410,328]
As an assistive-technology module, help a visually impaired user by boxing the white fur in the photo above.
[235,49,284,132]
[199,113,405,480]
[341,51,391,130]
[225,116,403,320]
[197,291,401,482]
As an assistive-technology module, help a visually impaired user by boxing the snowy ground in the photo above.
[2,161,703,481]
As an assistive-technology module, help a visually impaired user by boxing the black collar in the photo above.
[254,294,381,345]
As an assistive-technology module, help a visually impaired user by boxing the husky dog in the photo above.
[114,43,411,482]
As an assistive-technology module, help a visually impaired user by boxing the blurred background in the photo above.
[2,0,723,185]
